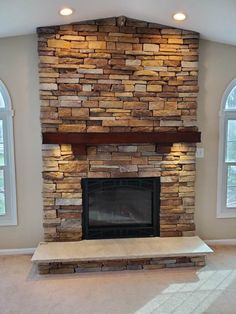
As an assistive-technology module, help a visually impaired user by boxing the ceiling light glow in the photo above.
[60,8,74,16]
[173,12,187,21]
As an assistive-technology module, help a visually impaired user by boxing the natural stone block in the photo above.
[60,35,85,41]
[58,124,86,132]
[102,266,126,271]
[56,199,82,206]
[40,83,58,91]
[116,42,132,50]
[43,183,56,192]
[153,110,181,116]
[77,68,103,74]
[142,60,163,67]
[118,145,137,152]
[58,108,71,118]
[43,218,61,227]
[59,83,82,92]
[82,84,92,92]
[149,101,165,110]
[58,219,82,233]
[88,41,106,49]
[125,59,141,66]
[143,44,159,52]
[132,110,152,118]
[147,85,162,92]
[70,42,88,49]
[103,120,129,127]
[59,161,88,173]
[129,120,153,127]
[124,102,148,110]
[127,264,143,270]
[100,101,123,108]
[48,39,70,49]
[72,108,89,119]
[168,38,183,44]
[120,165,138,172]
[43,161,59,172]
[135,84,146,92]
[160,120,183,127]
[181,61,198,68]
[50,267,75,274]
[87,126,109,132]
[143,264,165,270]
[76,267,102,273]
[133,70,159,76]
[40,56,59,64]
[43,172,64,180]
[74,24,98,32]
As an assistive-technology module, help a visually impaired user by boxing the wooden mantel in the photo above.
[43,131,201,155]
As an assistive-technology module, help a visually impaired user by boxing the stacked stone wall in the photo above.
[38,17,199,241]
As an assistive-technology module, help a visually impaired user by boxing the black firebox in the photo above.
[81,177,160,239]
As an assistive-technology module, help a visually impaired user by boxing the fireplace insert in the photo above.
[81,177,160,239]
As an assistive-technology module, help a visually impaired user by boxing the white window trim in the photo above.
[0,81,17,226]
[217,78,236,218]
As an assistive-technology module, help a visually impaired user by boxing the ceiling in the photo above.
[1,0,236,46]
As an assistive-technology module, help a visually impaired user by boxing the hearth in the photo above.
[81,177,160,239]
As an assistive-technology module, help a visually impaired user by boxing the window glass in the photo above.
[0,93,5,108]
[0,120,4,166]
[226,120,236,162]
[0,170,5,215]
[226,86,236,109]
[0,82,17,225]
[227,165,236,208]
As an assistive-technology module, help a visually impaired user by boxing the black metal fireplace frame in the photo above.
[81,177,160,240]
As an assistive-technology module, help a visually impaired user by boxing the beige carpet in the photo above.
[0,245,236,314]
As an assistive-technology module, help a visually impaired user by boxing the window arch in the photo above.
[217,79,236,218]
[0,81,17,225]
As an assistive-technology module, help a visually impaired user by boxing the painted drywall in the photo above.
[0,34,43,249]
[0,34,235,248]
[196,39,236,239]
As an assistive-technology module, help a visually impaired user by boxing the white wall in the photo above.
[0,34,43,249]
[196,39,236,239]
[0,35,236,249]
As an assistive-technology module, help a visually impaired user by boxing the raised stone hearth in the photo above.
[32,236,213,274]
[39,16,200,245]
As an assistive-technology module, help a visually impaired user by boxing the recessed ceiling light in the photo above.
[59,7,74,16]
[173,12,187,21]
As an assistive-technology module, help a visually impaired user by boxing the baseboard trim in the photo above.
[0,248,35,256]
[205,239,236,245]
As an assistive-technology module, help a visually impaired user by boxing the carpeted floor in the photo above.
[0,245,236,314]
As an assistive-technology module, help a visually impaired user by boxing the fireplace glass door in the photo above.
[82,177,160,239]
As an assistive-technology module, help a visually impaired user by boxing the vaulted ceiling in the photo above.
[1,0,236,46]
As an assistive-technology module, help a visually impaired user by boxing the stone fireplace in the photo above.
[38,16,199,243]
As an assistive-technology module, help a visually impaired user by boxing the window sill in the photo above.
[217,210,236,218]
[0,217,17,226]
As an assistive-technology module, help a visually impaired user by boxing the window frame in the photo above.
[217,78,236,218]
[0,80,17,226]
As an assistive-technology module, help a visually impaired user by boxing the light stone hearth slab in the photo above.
[32,236,213,264]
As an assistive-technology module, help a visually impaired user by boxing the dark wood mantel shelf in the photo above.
[43,131,201,155]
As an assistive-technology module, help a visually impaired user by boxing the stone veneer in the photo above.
[38,16,199,242]
[38,256,206,274]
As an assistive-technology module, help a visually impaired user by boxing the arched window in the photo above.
[0,81,17,225]
[217,79,236,218]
